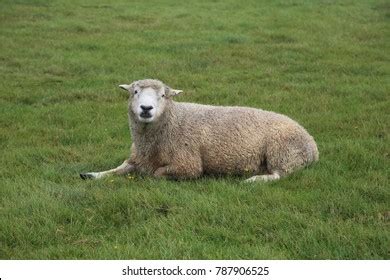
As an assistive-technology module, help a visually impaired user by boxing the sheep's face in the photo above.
[119,80,182,124]
[130,85,164,123]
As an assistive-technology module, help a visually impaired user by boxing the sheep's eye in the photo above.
[134,90,138,94]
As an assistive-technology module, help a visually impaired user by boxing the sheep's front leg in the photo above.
[153,164,202,180]
[154,166,169,178]
[80,160,135,180]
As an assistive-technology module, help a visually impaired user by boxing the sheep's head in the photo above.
[119,79,182,124]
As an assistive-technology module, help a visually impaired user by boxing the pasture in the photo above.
[0,0,389,259]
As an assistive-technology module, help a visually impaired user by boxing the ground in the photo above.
[0,0,389,259]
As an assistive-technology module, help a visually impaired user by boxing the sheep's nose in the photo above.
[140,105,153,112]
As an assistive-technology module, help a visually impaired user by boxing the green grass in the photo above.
[0,0,389,259]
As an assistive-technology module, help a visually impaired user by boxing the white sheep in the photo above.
[80,79,318,182]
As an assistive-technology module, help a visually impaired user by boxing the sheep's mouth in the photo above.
[140,112,152,119]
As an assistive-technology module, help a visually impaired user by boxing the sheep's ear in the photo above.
[171,89,183,96]
[119,84,131,91]
[164,86,183,97]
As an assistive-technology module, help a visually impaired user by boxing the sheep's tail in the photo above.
[309,138,319,163]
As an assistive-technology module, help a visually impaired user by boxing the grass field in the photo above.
[0,0,389,259]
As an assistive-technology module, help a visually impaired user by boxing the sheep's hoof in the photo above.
[80,173,94,180]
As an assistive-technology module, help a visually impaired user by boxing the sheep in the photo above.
[80,79,318,182]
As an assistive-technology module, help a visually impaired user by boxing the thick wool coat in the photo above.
[127,81,318,179]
